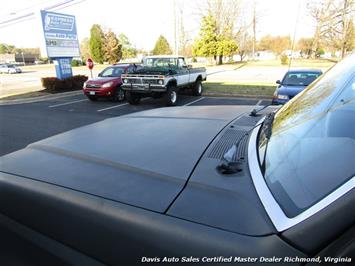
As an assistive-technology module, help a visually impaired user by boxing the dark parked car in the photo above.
[83,63,141,101]
[272,69,322,104]
[0,54,354,265]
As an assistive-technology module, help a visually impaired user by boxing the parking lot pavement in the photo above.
[0,93,271,156]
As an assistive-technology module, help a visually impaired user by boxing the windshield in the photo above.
[100,67,124,77]
[144,58,178,68]
[258,54,355,217]
[282,71,321,86]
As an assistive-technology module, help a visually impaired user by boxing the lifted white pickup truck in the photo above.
[121,56,207,106]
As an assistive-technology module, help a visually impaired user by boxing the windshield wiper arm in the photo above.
[262,111,275,139]
[258,111,276,173]
[217,118,267,175]
[250,103,273,116]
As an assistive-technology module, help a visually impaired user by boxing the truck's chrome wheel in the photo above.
[197,84,202,94]
[171,91,177,103]
[117,89,125,101]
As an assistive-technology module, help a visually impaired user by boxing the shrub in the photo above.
[71,59,82,67]
[72,75,88,88]
[41,75,88,92]
[39,57,49,64]
[280,54,289,65]
[315,48,325,58]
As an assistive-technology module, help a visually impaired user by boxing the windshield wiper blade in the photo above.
[262,111,275,139]
[258,111,276,173]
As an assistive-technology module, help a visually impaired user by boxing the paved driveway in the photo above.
[0,93,270,156]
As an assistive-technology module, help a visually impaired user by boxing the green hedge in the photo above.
[71,59,82,67]
[41,75,88,91]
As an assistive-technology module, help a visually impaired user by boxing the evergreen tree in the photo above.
[193,13,237,64]
[193,14,218,59]
[104,30,122,64]
[89,24,105,64]
[152,35,172,55]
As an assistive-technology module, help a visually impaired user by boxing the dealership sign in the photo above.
[40,10,80,58]
[40,10,79,79]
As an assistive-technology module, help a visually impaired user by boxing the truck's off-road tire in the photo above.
[192,79,203,96]
[126,91,141,105]
[165,84,178,106]
[88,96,98,101]
[114,87,125,102]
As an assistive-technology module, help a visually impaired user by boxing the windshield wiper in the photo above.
[217,111,276,175]
[217,142,244,175]
[250,104,272,116]
[259,111,276,173]
[262,111,275,139]
[217,116,267,174]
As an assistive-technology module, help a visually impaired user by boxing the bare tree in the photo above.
[235,29,253,61]
[332,0,354,57]
[308,0,354,58]
[307,0,333,56]
[206,0,241,34]
[236,0,264,61]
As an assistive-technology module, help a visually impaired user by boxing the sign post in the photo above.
[40,10,80,80]
[86,58,94,78]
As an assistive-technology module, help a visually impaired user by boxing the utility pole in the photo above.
[21,51,26,66]
[252,0,256,60]
[173,0,179,55]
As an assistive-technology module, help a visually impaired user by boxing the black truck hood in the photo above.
[0,106,250,212]
[0,105,277,236]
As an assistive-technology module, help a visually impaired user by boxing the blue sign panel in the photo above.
[54,58,73,80]
[40,10,80,58]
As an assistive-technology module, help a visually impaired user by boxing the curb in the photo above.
[0,90,82,106]
[203,92,272,100]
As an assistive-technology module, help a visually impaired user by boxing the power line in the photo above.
[0,0,86,29]
[43,0,76,12]
[51,0,87,12]
[288,0,302,71]
[0,0,73,22]
[0,18,36,30]
[0,0,54,17]
[0,12,35,26]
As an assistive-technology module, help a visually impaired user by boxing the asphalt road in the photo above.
[0,92,271,157]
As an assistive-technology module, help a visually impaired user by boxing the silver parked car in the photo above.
[0,64,22,74]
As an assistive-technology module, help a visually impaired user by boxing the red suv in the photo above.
[83,64,140,101]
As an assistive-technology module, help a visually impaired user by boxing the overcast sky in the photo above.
[0,0,315,51]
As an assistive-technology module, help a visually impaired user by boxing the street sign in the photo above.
[53,58,73,79]
[86,58,94,70]
[40,10,80,58]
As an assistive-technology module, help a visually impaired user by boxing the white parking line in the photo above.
[256,99,262,106]
[49,99,88,108]
[184,97,205,106]
[97,103,128,112]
